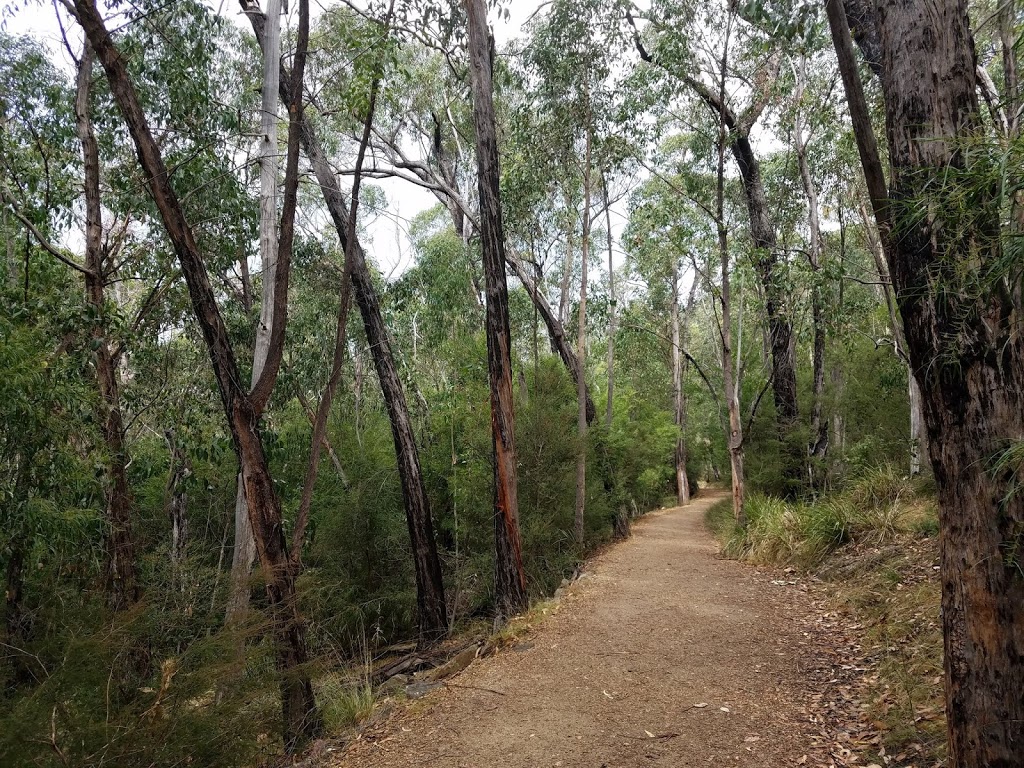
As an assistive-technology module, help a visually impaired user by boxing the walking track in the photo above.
[332,491,825,767]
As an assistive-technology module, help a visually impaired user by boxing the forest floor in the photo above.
[322,492,861,768]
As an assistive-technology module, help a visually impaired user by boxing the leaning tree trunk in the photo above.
[829,0,1024,763]
[465,0,527,623]
[74,0,320,749]
[75,46,138,611]
[505,251,597,424]
[241,0,448,644]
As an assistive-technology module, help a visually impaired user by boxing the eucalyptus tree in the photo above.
[624,165,704,505]
[517,0,635,542]
[225,0,285,630]
[71,0,321,748]
[75,46,139,611]
[630,0,802,489]
[828,0,1024,762]
[339,21,602,427]
[712,12,746,525]
[242,0,449,644]
[464,0,528,621]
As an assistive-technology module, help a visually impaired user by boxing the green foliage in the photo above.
[0,0,945,762]
[710,465,937,569]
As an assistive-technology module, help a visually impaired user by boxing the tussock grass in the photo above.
[706,465,937,569]
[319,673,376,729]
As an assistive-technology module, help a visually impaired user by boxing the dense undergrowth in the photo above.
[706,466,945,765]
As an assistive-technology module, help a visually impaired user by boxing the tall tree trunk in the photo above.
[735,137,799,476]
[671,264,684,504]
[75,46,138,611]
[227,0,282,630]
[830,1,1024,763]
[574,127,592,547]
[603,176,615,429]
[74,0,320,749]
[464,0,527,622]
[289,77,377,572]
[719,225,744,527]
[793,57,829,463]
[716,19,745,527]
[860,202,927,474]
[673,269,698,505]
[558,223,574,328]
[400,114,598,427]
[242,1,448,644]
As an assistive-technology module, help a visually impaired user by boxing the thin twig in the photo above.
[443,682,505,696]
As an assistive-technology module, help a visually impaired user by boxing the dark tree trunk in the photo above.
[830,1,1024,763]
[241,1,448,645]
[74,0,320,749]
[505,251,597,423]
[350,245,448,642]
[75,46,138,611]
[730,134,799,432]
[464,0,528,623]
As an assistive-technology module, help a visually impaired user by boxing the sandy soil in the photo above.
[330,492,828,768]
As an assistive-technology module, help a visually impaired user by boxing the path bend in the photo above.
[333,492,820,767]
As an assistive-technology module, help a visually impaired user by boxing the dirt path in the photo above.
[332,492,826,767]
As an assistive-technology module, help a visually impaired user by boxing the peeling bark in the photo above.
[831,0,1024,762]
[465,0,527,622]
[242,0,448,645]
[73,0,320,748]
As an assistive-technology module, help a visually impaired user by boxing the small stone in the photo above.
[378,674,411,696]
[405,681,442,699]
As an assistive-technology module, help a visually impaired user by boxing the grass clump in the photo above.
[319,674,376,729]
[706,464,937,569]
